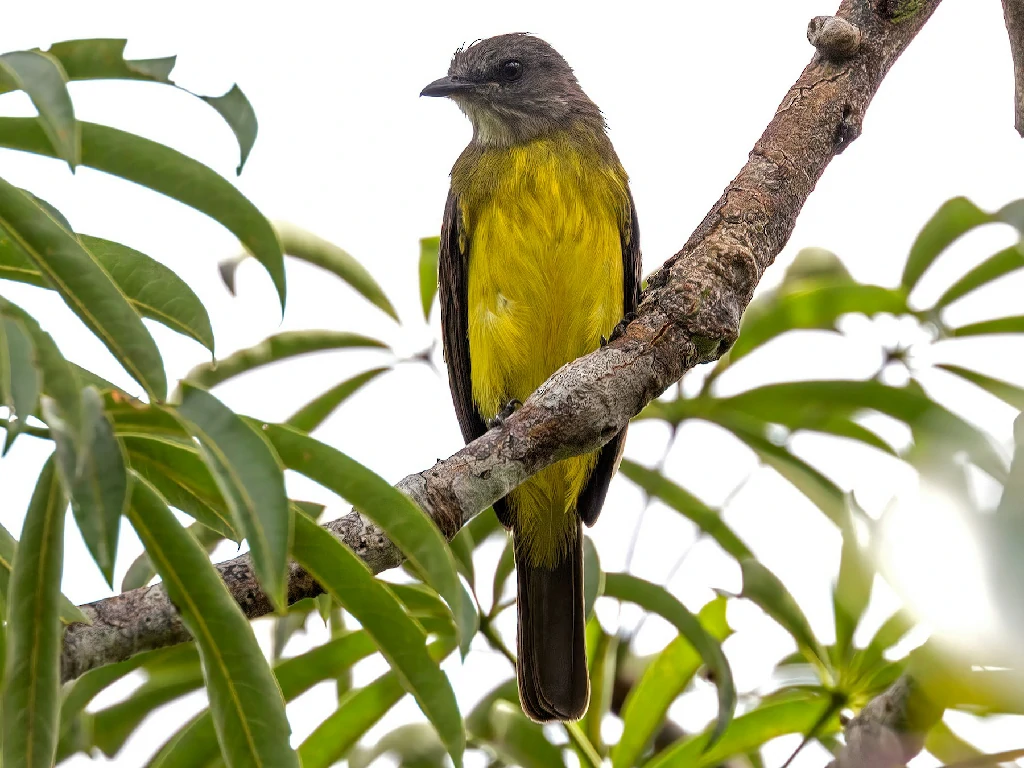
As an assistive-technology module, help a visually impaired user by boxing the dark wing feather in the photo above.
[439,190,514,528]
[576,188,641,527]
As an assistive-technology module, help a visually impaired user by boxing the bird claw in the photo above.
[487,399,522,429]
[608,312,636,343]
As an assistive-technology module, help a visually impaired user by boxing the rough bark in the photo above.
[62,0,943,721]
[1003,0,1024,136]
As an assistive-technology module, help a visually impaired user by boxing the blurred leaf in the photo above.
[45,388,127,586]
[492,536,515,608]
[949,314,1024,338]
[740,560,829,672]
[466,679,565,767]
[127,474,297,767]
[924,720,986,764]
[449,522,475,586]
[419,235,440,321]
[0,298,81,434]
[833,504,874,663]
[462,506,501,546]
[934,244,1024,309]
[582,631,617,753]
[582,535,603,620]
[0,518,87,625]
[285,366,389,432]
[2,456,65,768]
[613,597,732,768]
[297,637,456,768]
[350,723,448,768]
[121,436,236,541]
[266,423,472,648]
[221,221,397,318]
[726,284,908,366]
[121,519,224,592]
[603,572,735,745]
[935,363,1024,410]
[645,696,833,768]
[146,630,379,768]
[0,51,77,169]
[177,385,291,610]
[2,39,258,173]
[0,178,166,398]
[290,514,464,766]
[619,460,752,560]
[0,232,215,352]
[0,117,286,308]
[183,331,386,391]
[901,197,993,292]
[0,315,40,452]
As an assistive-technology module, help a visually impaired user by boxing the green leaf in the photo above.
[350,723,448,768]
[285,367,389,432]
[0,518,87,625]
[127,474,297,767]
[0,51,77,169]
[901,197,993,291]
[176,385,291,610]
[45,388,127,586]
[924,720,987,764]
[603,572,735,745]
[492,536,515,608]
[182,331,386,391]
[936,363,1024,410]
[0,315,41,452]
[0,117,285,308]
[949,314,1024,338]
[419,235,440,321]
[121,519,224,592]
[2,456,65,768]
[645,695,833,768]
[146,631,379,768]
[934,245,1024,309]
[265,423,472,649]
[833,504,874,663]
[297,638,456,768]
[582,534,603,621]
[612,597,732,768]
[0,179,166,398]
[619,460,752,560]
[220,222,394,319]
[466,679,565,768]
[0,232,214,351]
[290,514,464,767]
[726,283,908,366]
[740,560,828,671]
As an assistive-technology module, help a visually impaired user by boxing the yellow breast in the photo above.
[459,132,628,565]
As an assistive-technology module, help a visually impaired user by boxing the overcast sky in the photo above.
[3,1,1024,766]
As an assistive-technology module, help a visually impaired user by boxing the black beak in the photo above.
[420,76,475,98]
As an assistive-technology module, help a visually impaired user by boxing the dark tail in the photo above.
[515,522,589,722]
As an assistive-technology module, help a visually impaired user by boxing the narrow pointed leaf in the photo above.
[45,389,127,586]
[127,474,297,767]
[603,572,735,746]
[619,459,752,560]
[297,638,456,768]
[833,505,874,661]
[266,423,472,649]
[645,696,833,768]
[419,235,440,321]
[740,559,828,670]
[0,315,41,451]
[582,535,603,620]
[176,385,290,610]
[613,597,732,768]
[121,519,224,592]
[0,519,87,625]
[0,179,166,397]
[934,245,1024,309]
[901,197,993,291]
[291,514,464,767]
[0,117,285,307]
[285,366,388,432]
[492,536,515,607]
[936,363,1024,410]
[2,456,65,768]
[350,723,449,768]
[183,330,386,391]
[950,315,1024,337]
[0,51,77,168]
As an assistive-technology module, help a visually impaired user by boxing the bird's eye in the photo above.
[499,60,523,82]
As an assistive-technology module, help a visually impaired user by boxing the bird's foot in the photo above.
[487,399,522,429]
[608,312,637,343]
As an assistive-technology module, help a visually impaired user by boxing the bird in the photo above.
[421,33,640,722]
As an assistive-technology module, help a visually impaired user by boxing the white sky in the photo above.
[3,1,1024,766]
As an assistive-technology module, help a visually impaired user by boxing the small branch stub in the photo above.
[808,16,863,60]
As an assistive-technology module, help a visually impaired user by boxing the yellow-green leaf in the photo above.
[0,51,77,169]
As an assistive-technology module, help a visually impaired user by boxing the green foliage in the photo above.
[1,33,1022,768]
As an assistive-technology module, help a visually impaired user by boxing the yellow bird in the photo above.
[422,33,640,722]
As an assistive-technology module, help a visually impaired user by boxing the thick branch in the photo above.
[1003,0,1024,136]
[60,0,942,683]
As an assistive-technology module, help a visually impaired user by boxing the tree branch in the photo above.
[60,0,943,683]
[1003,0,1024,136]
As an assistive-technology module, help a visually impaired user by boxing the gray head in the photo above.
[421,34,604,146]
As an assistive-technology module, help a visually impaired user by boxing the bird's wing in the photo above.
[576,188,641,527]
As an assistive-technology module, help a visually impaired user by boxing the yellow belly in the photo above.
[462,135,627,566]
